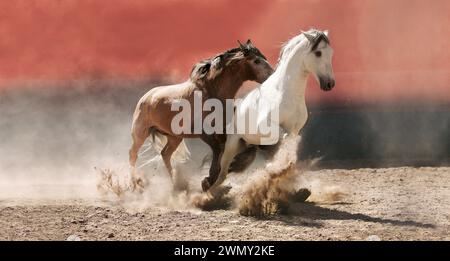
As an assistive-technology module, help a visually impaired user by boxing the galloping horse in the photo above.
[129,41,274,190]
[205,29,335,194]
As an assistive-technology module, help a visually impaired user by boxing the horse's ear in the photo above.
[238,40,246,50]
[246,39,253,47]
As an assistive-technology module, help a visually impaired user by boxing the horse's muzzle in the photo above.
[319,76,335,91]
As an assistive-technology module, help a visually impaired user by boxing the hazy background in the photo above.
[0,0,449,190]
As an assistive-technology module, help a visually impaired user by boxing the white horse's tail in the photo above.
[141,128,191,164]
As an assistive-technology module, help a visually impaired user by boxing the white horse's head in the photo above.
[302,29,335,91]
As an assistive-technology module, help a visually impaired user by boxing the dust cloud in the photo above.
[238,136,301,216]
[237,136,347,217]
[94,130,346,215]
[0,80,156,201]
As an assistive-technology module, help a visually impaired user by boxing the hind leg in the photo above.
[129,132,147,168]
[161,136,182,183]
[129,118,150,191]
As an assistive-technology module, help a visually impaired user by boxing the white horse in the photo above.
[208,29,335,194]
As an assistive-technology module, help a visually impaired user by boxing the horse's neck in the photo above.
[209,70,245,100]
[263,45,309,134]
[272,48,309,106]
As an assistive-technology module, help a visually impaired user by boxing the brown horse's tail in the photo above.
[149,127,158,144]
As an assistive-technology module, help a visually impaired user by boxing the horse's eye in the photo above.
[254,59,261,64]
[315,51,322,57]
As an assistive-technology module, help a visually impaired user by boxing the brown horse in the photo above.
[129,40,274,191]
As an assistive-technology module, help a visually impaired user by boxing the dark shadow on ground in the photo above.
[270,202,435,229]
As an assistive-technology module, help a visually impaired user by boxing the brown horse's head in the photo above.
[235,39,274,83]
[190,40,273,89]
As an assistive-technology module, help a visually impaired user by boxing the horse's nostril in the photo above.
[329,80,335,88]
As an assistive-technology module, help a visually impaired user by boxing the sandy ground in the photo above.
[0,166,449,241]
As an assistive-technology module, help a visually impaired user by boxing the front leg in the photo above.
[200,134,225,192]
[208,135,245,196]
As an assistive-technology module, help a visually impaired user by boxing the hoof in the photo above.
[201,178,211,192]
[206,185,232,200]
[291,188,311,202]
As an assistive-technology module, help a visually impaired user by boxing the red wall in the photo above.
[1,0,449,105]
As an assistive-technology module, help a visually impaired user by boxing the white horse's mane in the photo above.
[277,28,326,66]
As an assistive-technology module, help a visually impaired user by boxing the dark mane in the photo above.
[190,45,265,85]
[310,30,330,51]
